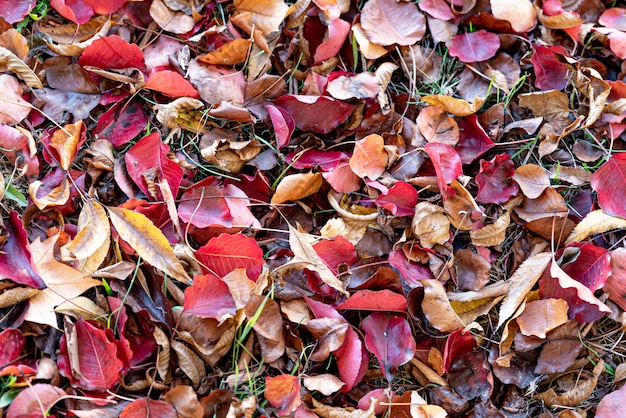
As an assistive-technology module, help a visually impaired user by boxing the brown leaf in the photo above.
[162,386,203,418]
[412,202,450,248]
[416,106,459,146]
[149,0,195,34]
[153,326,172,383]
[198,39,252,66]
[470,211,510,247]
[513,164,551,199]
[455,249,491,291]
[516,298,569,338]
[28,178,71,210]
[536,361,604,407]
[245,294,285,363]
[107,206,191,284]
[233,0,291,35]
[420,279,465,333]
[171,340,206,388]
[271,172,323,204]
[0,45,43,89]
[0,74,31,125]
[0,286,40,309]
[302,374,345,396]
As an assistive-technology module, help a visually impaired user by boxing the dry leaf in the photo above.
[303,374,345,395]
[61,200,110,261]
[107,206,191,284]
[171,340,206,388]
[412,202,450,248]
[516,298,569,338]
[271,172,323,204]
[565,210,626,244]
[536,361,604,407]
[421,279,465,333]
[28,179,71,210]
[0,45,43,89]
[513,164,551,199]
[470,211,510,247]
[421,95,486,116]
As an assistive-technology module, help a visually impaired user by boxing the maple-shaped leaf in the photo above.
[94,99,148,148]
[145,70,200,98]
[362,313,416,381]
[0,211,44,289]
[57,318,123,391]
[590,153,626,218]
[531,45,570,91]
[183,274,237,322]
[195,233,264,281]
[124,132,183,200]
[374,181,418,216]
[448,30,500,63]
[120,398,177,418]
[24,233,101,328]
[265,374,302,416]
[79,35,145,70]
[475,153,519,204]
[274,95,355,134]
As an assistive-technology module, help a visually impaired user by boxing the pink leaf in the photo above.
[375,181,418,216]
[274,95,355,134]
[323,162,362,193]
[145,70,200,98]
[6,384,67,418]
[539,261,611,323]
[388,249,434,287]
[314,18,350,64]
[120,398,177,418]
[0,0,36,24]
[336,289,407,312]
[266,104,295,149]
[287,149,350,171]
[561,243,610,292]
[599,7,626,31]
[313,235,357,274]
[0,329,25,366]
[448,30,500,63]
[475,153,519,204]
[58,318,124,391]
[335,327,368,392]
[79,35,145,70]
[195,233,264,280]
[349,134,388,180]
[183,274,236,321]
[83,0,126,15]
[596,377,626,418]
[423,142,462,194]
[455,115,495,164]
[0,125,40,179]
[177,182,233,229]
[94,99,147,148]
[361,312,416,381]
[50,0,93,24]
[418,0,454,20]
[606,248,626,311]
[590,153,626,218]
[531,45,570,91]
[0,212,44,289]
[124,132,183,199]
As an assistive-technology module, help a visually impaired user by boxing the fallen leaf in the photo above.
[590,152,626,218]
[195,233,264,281]
[349,134,388,180]
[271,172,323,204]
[448,30,501,63]
[265,374,302,416]
[120,398,177,418]
[61,200,110,261]
[490,0,536,33]
[516,298,569,338]
[360,0,426,46]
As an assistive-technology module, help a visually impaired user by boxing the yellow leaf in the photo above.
[28,178,71,210]
[61,200,110,261]
[107,206,191,284]
[421,94,486,116]
[49,120,83,170]
[25,234,101,328]
[199,39,252,65]
[234,0,291,35]
[566,210,626,244]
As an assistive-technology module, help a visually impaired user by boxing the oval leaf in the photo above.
[449,30,501,63]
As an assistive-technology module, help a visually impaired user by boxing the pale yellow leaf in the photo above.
[55,296,108,320]
[107,206,191,284]
[234,0,291,35]
[497,252,552,329]
[61,200,110,261]
[491,0,536,33]
[566,210,626,244]
[303,374,345,396]
[25,234,101,328]
[153,326,172,383]
[0,46,43,89]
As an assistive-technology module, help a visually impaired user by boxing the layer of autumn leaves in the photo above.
[4,0,626,416]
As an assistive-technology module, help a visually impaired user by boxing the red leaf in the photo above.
[265,374,302,416]
[0,329,25,367]
[334,327,368,392]
[530,45,570,91]
[561,243,610,292]
[323,162,362,193]
[79,35,145,70]
[423,142,462,194]
[94,99,147,147]
[475,153,519,204]
[387,249,435,287]
[120,398,177,418]
[0,212,45,289]
[590,153,626,218]
[314,18,350,64]
[336,289,407,312]
[418,0,454,20]
[266,104,295,149]
[83,0,126,15]
[539,261,611,323]
[58,318,124,391]
[145,70,200,98]
[195,233,264,280]
[448,30,500,63]
[599,7,626,31]
[183,274,236,321]
[361,312,416,381]
[6,384,67,418]
[443,329,477,373]
[274,95,355,134]
[125,132,183,199]
[375,181,418,216]
[0,125,40,179]
[313,235,357,274]
[455,115,495,164]
[50,0,93,24]
[0,0,36,24]
[177,182,233,229]
[287,149,350,170]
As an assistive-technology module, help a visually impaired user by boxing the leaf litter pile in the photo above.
[7,0,626,416]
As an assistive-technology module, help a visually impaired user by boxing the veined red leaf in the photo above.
[448,30,500,63]
[313,235,357,274]
[145,70,200,98]
[195,233,264,280]
[266,104,294,149]
[362,312,416,381]
[94,99,148,148]
[177,182,233,229]
[475,153,519,204]
[274,95,355,134]
[183,274,236,322]
[336,289,407,312]
[58,318,123,391]
[79,35,145,70]
[531,45,570,91]
[561,243,610,292]
[590,153,626,218]
[0,211,44,289]
[375,181,418,216]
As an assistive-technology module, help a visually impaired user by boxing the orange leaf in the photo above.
[349,134,388,180]
[198,39,252,66]
[271,172,323,204]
